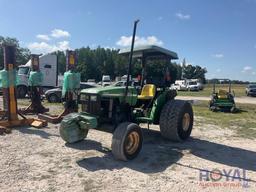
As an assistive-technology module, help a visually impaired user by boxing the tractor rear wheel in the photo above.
[160,100,193,141]
[111,122,143,161]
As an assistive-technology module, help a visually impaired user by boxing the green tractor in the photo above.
[209,79,237,112]
[59,20,194,161]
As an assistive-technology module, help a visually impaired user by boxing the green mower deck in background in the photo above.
[209,79,237,112]
[59,20,194,161]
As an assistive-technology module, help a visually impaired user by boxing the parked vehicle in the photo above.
[45,82,96,103]
[113,80,141,93]
[187,81,199,91]
[245,84,256,96]
[197,82,204,90]
[172,79,203,91]
[87,79,96,85]
[113,80,139,87]
[121,75,132,81]
[187,79,203,90]
[172,80,188,91]
[17,54,58,98]
[101,75,111,86]
[209,80,237,112]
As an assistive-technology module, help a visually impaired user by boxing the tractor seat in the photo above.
[218,89,228,99]
[138,84,156,100]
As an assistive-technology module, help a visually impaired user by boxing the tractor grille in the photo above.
[80,93,100,116]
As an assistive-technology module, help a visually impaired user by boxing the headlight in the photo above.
[90,95,97,101]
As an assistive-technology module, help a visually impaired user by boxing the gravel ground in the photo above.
[0,113,255,192]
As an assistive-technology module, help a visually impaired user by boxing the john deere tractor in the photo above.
[59,20,194,161]
[209,79,237,112]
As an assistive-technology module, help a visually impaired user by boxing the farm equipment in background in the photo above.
[38,50,80,124]
[0,45,47,135]
[209,79,237,112]
[19,54,49,114]
[59,20,194,161]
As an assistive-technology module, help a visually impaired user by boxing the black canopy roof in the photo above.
[119,45,178,60]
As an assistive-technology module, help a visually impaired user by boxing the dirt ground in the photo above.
[0,104,256,192]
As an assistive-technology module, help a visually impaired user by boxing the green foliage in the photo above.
[0,36,208,84]
[75,46,128,81]
[182,59,207,83]
[170,62,182,83]
[207,79,252,84]
[146,60,165,78]
[0,36,30,69]
[55,49,207,84]
[128,59,182,84]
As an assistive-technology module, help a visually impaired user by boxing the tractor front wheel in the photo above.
[160,100,193,141]
[111,122,143,161]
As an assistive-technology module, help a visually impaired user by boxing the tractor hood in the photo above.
[80,86,138,106]
[81,86,136,95]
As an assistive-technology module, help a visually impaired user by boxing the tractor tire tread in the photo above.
[111,122,142,161]
[160,100,193,142]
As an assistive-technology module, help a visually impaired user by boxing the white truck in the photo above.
[17,54,58,98]
[172,80,188,91]
[187,79,204,90]
[171,79,204,91]
[101,75,111,86]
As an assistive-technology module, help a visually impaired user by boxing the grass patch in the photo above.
[193,101,256,139]
[16,96,255,139]
[177,84,247,97]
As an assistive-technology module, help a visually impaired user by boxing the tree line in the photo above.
[1,36,207,83]
[0,36,30,68]
[56,47,208,83]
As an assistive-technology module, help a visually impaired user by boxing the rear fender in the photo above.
[151,90,177,124]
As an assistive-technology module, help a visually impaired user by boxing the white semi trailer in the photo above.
[17,54,58,98]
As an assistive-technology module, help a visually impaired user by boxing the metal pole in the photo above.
[213,80,216,93]
[140,56,145,89]
[125,19,139,97]
[65,50,78,110]
[3,45,18,121]
[31,54,40,71]
[66,50,76,71]
[229,80,231,93]
[56,53,59,86]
